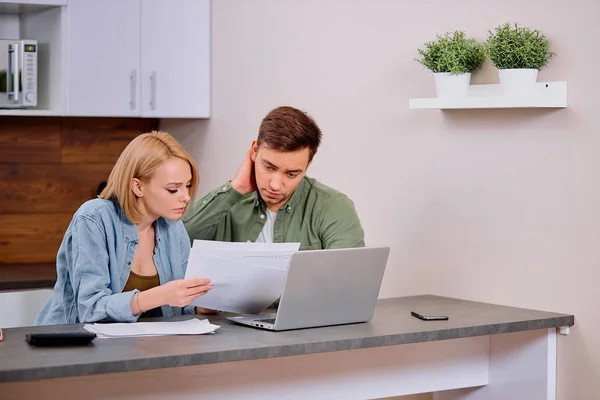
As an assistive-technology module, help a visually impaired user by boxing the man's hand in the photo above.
[195,307,220,315]
[230,144,257,195]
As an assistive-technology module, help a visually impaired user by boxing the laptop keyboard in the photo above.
[255,318,276,324]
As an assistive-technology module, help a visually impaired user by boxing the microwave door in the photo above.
[0,41,20,108]
[8,43,19,104]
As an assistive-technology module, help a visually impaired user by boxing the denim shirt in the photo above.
[35,198,195,325]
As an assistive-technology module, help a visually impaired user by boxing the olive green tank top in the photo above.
[123,271,160,293]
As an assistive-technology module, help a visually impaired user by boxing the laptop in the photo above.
[226,246,390,331]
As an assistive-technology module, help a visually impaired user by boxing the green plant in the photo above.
[485,23,555,70]
[0,70,22,93]
[416,30,484,75]
[0,70,6,92]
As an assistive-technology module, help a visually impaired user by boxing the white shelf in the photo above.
[0,1,66,6]
[0,109,60,116]
[409,81,567,110]
[0,3,66,116]
[0,1,65,14]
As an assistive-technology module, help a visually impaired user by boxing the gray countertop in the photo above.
[0,263,56,291]
[0,295,574,383]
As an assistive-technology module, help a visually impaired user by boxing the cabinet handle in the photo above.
[150,71,156,110]
[129,69,137,110]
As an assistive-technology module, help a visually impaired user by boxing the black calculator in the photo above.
[25,332,97,347]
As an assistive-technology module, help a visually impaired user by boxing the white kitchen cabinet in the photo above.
[140,0,210,118]
[66,0,141,117]
[66,0,210,118]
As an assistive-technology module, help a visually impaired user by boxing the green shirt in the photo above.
[182,176,365,250]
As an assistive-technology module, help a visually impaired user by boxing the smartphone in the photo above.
[25,332,97,347]
[411,311,449,321]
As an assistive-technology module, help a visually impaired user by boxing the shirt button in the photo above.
[222,186,227,190]
[127,261,131,265]
[260,214,265,219]
[203,200,207,204]
[133,240,139,245]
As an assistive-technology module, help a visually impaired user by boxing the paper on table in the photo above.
[84,318,219,338]
[185,240,300,314]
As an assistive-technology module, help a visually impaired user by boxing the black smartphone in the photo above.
[25,332,97,347]
[411,311,449,321]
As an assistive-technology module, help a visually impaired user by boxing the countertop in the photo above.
[0,295,574,383]
[0,264,56,291]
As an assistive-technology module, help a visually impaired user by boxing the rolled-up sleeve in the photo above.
[70,215,139,323]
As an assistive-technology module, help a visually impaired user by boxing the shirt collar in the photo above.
[113,198,161,245]
[252,177,308,214]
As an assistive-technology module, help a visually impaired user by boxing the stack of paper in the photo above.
[84,319,220,338]
[185,240,300,314]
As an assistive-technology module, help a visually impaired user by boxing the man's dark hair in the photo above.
[257,106,322,162]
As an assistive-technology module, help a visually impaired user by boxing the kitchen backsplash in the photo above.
[0,117,158,264]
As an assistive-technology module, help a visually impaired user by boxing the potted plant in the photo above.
[416,30,484,98]
[485,23,555,96]
[0,70,22,93]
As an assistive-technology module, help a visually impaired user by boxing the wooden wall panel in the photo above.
[62,118,158,164]
[0,117,159,265]
[0,213,72,264]
[0,163,114,213]
[0,117,62,163]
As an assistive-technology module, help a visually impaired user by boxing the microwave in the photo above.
[0,39,37,108]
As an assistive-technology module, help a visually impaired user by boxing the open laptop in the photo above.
[226,246,390,331]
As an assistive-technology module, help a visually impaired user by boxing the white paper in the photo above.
[193,240,300,252]
[84,318,219,338]
[185,240,300,314]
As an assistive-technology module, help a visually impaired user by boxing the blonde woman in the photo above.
[35,131,212,325]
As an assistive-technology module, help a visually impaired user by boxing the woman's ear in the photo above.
[132,178,143,198]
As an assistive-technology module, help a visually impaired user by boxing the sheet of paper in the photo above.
[192,240,300,252]
[187,252,286,314]
[83,318,219,338]
[185,240,300,314]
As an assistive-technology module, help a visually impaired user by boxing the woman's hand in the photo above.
[160,278,213,307]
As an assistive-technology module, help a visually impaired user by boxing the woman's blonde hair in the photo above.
[99,131,199,223]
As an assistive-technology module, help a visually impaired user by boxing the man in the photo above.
[183,106,365,250]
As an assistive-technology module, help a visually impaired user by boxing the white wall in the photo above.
[164,1,599,398]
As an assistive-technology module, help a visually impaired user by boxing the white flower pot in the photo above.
[498,68,539,97]
[433,72,471,98]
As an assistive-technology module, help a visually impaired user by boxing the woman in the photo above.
[35,131,212,325]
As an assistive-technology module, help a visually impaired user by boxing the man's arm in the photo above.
[318,195,365,249]
[183,146,257,243]
[182,181,244,242]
